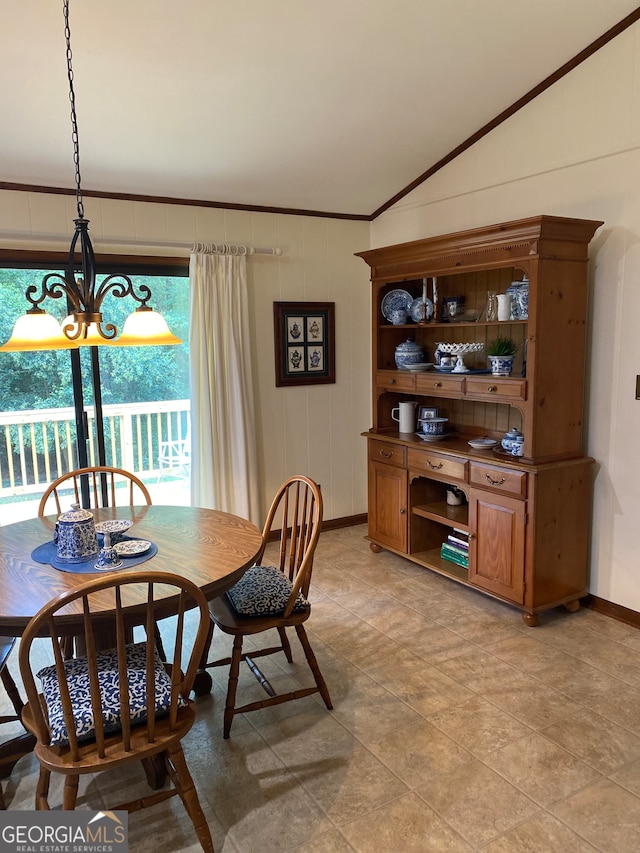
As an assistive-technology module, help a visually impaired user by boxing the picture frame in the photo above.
[273,302,336,387]
[418,405,438,420]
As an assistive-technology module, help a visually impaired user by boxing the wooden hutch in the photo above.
[357,215,602,626]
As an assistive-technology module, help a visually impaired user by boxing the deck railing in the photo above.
[0,400,190,498]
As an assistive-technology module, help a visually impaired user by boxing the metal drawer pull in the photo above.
[434,381,442,388]
[427,460,443,470]
[485,474,506,485]
[399,508,405,514]
[487,385,497,392]
[379,450,393,458]
[389,378,396,384]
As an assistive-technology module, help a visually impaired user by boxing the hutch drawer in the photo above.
[415,374,464,396]
[368,440,407,468]
[408,448,467,483]
[469,461,527,498]
[465,376,527,401]
[376,370,415,392]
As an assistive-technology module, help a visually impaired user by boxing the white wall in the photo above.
[0,190,372,523]
[372,25,640,612]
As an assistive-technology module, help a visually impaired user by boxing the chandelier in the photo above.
[0,0,180,352]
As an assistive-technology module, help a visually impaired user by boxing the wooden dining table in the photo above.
[0,504,263,790]
[0,504,263,635]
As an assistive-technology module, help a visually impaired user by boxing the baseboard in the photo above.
[585,595,640,629]
[266,513,367,541]
[321,513,367,531]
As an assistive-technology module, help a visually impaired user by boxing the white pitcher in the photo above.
[391,401,417,433]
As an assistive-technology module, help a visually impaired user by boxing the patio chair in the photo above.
[157,424,191,482]
[199,475,332,738]
[18,570,214,852]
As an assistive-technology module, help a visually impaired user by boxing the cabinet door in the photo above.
[468,489,525,603]
[368,460,408,552]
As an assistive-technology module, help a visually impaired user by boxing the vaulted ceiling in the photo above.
[2,1,639,218]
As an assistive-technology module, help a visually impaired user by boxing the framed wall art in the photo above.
[273,302,335,387]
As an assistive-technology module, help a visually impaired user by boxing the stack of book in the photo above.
[440,529,469,568]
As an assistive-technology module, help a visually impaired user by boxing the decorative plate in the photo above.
[405,362,433,371]
[468,438,498,449]
[113,539,151,557]
[95,519,133,534]
[416,433,449,442]
[409,297,434,322]
[381,289,412,322]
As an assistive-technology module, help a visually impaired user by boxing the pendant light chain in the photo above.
[0,0,182,352]
[63,0,84,220]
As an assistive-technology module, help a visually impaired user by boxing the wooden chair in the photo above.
[0,637,35,809]
[18,570,214,852]
[200,475,332,738]
[38,466,164,660]
[38,465,151,519]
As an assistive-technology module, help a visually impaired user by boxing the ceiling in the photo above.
[2,1,639,218]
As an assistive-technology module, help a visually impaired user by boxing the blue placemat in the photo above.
[31,537,158,573]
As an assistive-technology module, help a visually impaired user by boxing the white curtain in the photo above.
[189,252,261,523]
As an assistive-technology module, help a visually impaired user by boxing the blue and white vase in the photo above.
[507,277,529,320]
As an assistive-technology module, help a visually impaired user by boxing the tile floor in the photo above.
[4,524,640,852]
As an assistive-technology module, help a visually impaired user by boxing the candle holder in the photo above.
[94,531,123,570]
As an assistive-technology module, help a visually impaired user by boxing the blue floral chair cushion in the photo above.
[37,641,185,746]
[226,565,309,617]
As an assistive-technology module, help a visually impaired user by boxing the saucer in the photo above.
[468,438,497,449]
[95,519,133,534]
[416,433,449,442]
[114,539,151,557]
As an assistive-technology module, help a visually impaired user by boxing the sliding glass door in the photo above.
[0,261,190,523]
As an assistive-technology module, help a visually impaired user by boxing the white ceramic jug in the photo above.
[391,401,417,433]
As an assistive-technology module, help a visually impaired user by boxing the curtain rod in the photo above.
[191,242,282,256]
[0,231,282,256]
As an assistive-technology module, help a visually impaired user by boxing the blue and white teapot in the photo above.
[54,504,99,563]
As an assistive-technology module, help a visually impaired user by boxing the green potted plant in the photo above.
[486,336,518,376]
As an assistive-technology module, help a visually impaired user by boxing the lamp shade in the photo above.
[0,312,78,352]
[114,308,182,347]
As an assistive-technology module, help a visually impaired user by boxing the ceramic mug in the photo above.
[389,308,408,325]
[511,437,525,457]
